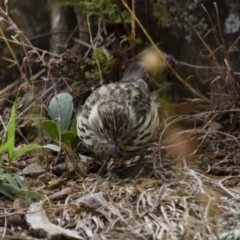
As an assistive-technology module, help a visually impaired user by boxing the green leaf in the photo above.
[43,104,55,121]
[30,114,47,124]
[48,93,73,132]
[70,119,77,135]
[14,189,45,200]
[3,173,18,189]
[32,119,59,140]
[15,174,28,191]
[0,182,45,200]
[61,131,75,145]
[12,144,43,160]
[41,120,59,140]
[70,136,80,148]
[0,183,16,200]
[42,144,61,152]
[6,103,16,161]
[0,137,14,155]
[1,137,15,166]
[0,173,46,201]
[0,105,17,166]
[12,144,60,159]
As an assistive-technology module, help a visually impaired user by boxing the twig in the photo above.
[121,0,212,104]
[86,16,103,85]
[218,176,240,199]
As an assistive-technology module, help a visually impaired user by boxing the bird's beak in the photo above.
[110,139,118,152]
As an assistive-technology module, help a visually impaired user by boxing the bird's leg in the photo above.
[98,158,110,176]
[129,154,145,179]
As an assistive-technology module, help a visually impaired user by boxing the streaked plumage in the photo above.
[77,62,159,168]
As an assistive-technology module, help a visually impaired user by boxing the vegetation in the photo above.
[58,0,131,24]
[0,100,59,201]
[32,92,78,148]
[0,0,240,239]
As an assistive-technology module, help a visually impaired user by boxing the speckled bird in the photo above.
[77,62,159,171]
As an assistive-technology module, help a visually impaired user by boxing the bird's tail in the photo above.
[122,62,150,95]
[123,62,147,81]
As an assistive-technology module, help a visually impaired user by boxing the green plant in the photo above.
[0,101,60,168]
[58,0,130,24]
[0,101,60,201]
[32,92,79,147]
[0,172,45,202]
[86,48,113,80]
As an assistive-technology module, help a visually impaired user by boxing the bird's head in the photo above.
[93,101,132,152]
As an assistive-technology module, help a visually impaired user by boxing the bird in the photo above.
[77,62,159,175]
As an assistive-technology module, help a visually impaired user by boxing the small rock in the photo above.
[22,162,46,177]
